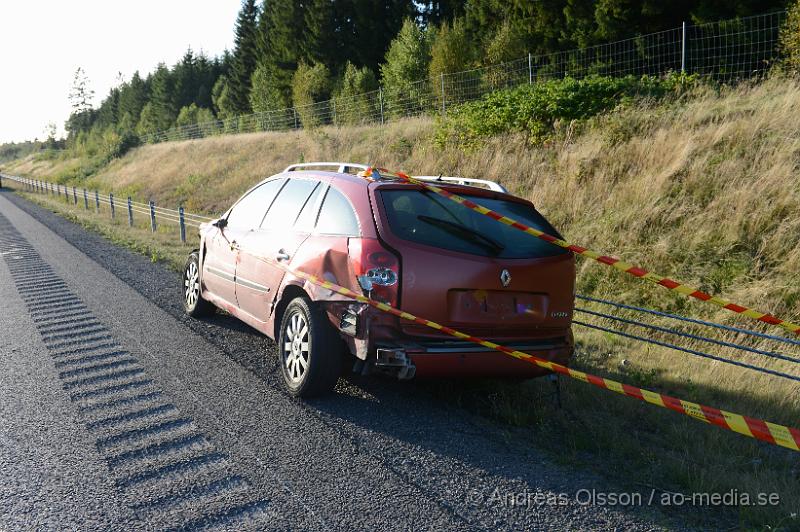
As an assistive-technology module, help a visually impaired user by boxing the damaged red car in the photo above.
[182,163,575,397]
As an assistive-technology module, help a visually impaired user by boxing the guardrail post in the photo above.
[149,201,157,232]
[0,174,3,189]
[127,197,133,226]
[72,186,77,205]
[179,206,186,243]
[110,193,115,219]
[83,188,89,209]
[94,190,100,213]
[56,183,60,198]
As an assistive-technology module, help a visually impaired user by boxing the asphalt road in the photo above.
[0,190,679,531]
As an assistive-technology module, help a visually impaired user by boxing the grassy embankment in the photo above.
[6,77,800,528]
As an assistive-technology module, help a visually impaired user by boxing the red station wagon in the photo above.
[182,163,575,396]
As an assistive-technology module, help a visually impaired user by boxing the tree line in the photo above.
[64,0,787,157]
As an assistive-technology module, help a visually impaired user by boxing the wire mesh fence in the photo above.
[138,11,787,145]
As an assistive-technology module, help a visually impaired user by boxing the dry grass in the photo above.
[8,77,800,527]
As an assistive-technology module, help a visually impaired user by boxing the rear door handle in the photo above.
[276,248,290,262]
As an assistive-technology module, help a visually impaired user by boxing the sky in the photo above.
[0,1,241,144]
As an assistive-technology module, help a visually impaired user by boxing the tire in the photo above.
[278,296,342,397]
[182,251,215,317]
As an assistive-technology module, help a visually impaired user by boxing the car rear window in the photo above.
[316,187,359,236]
[380,189,568,259]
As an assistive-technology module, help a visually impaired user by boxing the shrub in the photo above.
[483,20,528,89]
[434,73,699,148]
[333,62,379,125]
[250,62,292,114]
[780,0,800,74]
[380,18,433,118]
[292,61,331,128]
[429,18,476,107]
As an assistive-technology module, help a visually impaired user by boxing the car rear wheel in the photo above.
[183,251,214,317]
[279,296,341,397]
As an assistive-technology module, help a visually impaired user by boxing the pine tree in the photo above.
[229,0,260,115]
[118,71,149,126]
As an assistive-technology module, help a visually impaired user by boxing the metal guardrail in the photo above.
[0,174,215,242]
[3,171,798,383]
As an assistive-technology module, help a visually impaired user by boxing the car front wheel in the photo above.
[279,296,341,397]
[183,251,215,317]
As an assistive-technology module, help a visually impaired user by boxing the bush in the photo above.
[435,74,699,148]
[483,20,528,89]
[333,62,378,125]
[250,62,292,114]
[292,62,331,128]
[380,18,433,118]
[781,0,800,74]
[429,18,475,106]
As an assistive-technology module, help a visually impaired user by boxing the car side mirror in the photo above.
[213,218,228,229]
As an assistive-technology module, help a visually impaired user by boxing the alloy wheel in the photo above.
[283,311,310,383]
[184,261,200,308]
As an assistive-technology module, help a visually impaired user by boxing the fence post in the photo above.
[110,193,115,219]
[528,53,533,84]
[681,21,687,73]
[72,186,77,205]
[149,201,157,232]
[83,188,88,210]
[0,174,3,189]
[332,99,336,126]
[440,73,446,116]
[293,108,298,130]
[127,197,133,226]
[179,206,186,243]
[379,88,385,125]
[94,190,99,213]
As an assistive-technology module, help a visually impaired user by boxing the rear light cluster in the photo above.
[348,238,400,306]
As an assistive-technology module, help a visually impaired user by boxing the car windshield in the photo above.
[380,189,568,259]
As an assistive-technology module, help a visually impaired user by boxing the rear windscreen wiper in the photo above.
[417,215,505,254]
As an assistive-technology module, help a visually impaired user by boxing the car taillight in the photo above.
[348,238,399,306]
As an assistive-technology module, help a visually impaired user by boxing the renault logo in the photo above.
[500,269,511,287]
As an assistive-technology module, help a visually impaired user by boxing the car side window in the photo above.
[260,178,319,231]
[293,183,324,232]
[316,187,359,236]
[226,179,285,230]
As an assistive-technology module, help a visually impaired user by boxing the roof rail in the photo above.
[284,162,369,174]
[412,175,508,193]
[284,162,507,193]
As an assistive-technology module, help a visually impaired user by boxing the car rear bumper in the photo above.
[374,337,573,379]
